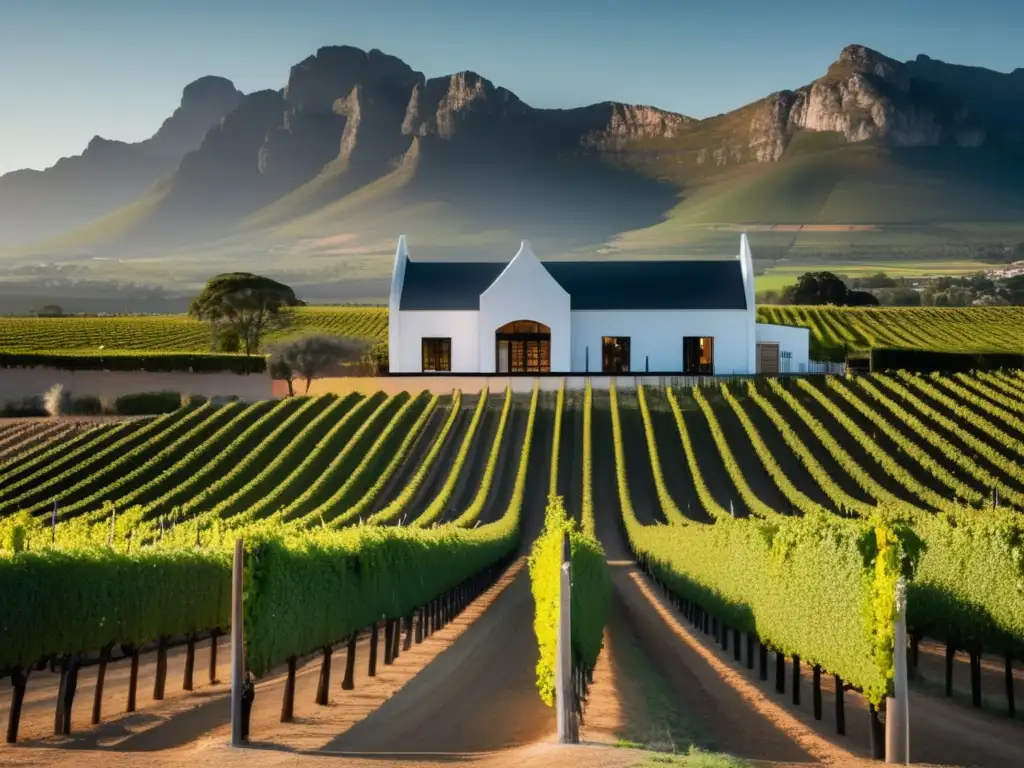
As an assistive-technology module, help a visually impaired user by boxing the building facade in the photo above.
[388,235,809,375]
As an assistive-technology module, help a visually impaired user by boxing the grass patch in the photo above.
[630,746,752,768]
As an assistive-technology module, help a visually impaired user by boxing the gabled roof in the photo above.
[398,258,748,311]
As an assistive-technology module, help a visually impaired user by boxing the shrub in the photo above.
[70,395,103,415]
[114,391,183,415]
[0,397,46,417]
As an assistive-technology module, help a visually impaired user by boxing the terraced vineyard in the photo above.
[0,306,388,352]
[1,372,1022,765]
[759,304,1024,357]
[3,305,1024,360]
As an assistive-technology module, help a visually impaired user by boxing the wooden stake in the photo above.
[368,622,379,677]
[775,650,785,694]
[230,538,244,746]
[792,655,801,706]
[209,631,219,684]
[183,635,196,692]
[92,644,111,725]
[342,633,357,690]
[153,637,168,700]
[6,669,28,744]
[812,665,822,720]
[886,578,909,764]
[383,620,394,665]
[280,657,296,722]
[315,646,332,705]
[557,531,575,744]
[126,648,139,712]
[835,675,846,735]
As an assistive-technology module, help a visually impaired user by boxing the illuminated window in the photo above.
[683,337,714,374]
[422,338,451,372]
[602,337,630,373]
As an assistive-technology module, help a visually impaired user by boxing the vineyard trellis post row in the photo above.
[230,538,244,746]
[556,530,576,744]
[886,578,910,765]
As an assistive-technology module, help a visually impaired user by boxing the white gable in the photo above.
[478,241,571,373]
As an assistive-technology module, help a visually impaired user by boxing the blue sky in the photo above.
[2,0,1021,174]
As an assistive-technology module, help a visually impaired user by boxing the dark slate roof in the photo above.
[398,258,747,311]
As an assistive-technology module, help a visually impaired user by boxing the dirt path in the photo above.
[329,565,553,754]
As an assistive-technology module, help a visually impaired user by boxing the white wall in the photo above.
[756,323,810,372]
[387,236,408,373]
[570,309,753,374]
[478,242,571,373]
[396,310,480,373]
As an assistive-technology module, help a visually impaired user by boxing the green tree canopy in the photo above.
[189,273,303,355]
[782,271,880,306]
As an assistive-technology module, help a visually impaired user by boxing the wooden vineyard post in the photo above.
[92,644,112,725]
[383,620,394,665]
[886,577,909,765]
[812,665,822,720]
[153,637,169,700]
[792,655,801,706]
[556,531,577,744]
[392,618,401,660]
[342,633,357,690]
[209,631,219,684]
[183,634,196,692]
[368,622,379,677]
[315,646,332,705]
[126,646,140,712]
[280,657,297,723]
[230,538,245,746]
[6,669,28,744]
[835,674,846,735]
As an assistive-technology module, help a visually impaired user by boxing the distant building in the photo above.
[387,235,808,375]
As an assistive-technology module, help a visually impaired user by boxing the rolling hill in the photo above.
[2,43,1024,301]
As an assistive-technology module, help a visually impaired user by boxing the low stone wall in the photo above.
[0,368,273,404]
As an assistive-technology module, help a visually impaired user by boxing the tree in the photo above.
[189,273,303,355]
[782,272,854,305]
[268,335,371,394]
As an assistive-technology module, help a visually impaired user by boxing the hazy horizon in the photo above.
[2,0,1022,175]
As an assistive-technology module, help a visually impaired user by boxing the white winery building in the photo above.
[387,235,809,375]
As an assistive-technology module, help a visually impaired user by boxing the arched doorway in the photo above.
[496,320,550,373]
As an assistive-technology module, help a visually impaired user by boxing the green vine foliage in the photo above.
[527,494,610,706]
[0,545,230,669]
[610,383,903,705]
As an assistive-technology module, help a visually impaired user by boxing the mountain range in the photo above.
[3,43,1024,273]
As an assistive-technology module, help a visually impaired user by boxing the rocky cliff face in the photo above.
[746,44,1009,163]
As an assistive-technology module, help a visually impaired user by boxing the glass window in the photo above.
[602,337,630,374]
[683,337,714,374]
[422,338,451,372]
